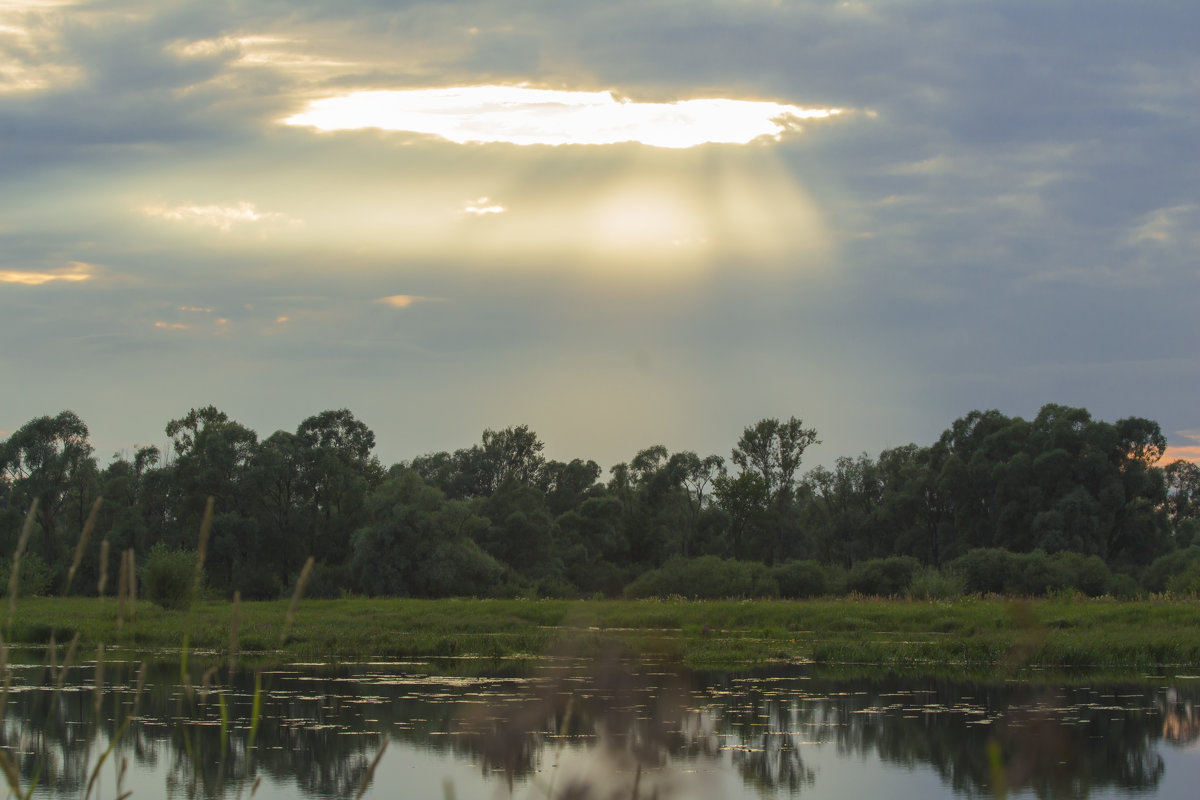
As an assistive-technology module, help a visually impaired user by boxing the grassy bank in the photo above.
[8,596,1200,673]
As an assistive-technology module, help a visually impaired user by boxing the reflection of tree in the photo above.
[3,659,1198,799]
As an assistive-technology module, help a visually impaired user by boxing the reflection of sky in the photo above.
[1,0,1197,469]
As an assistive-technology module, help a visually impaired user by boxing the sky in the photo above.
[1,0,1197,471]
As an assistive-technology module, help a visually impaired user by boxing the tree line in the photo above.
[2,404,1198,601]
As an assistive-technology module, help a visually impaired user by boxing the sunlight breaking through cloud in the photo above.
[0,261,93,285]
[376,294,439,308]
[143,201,296,231]
[463,197,505,215]
[284,86,842,148]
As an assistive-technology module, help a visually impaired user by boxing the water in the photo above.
[3,655,1198,799]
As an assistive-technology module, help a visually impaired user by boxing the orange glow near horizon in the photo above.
[1164,445,1200,465]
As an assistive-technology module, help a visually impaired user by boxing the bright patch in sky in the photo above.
[464,197,505,215]
[377,295,438,308]
[0,261,93,285]
[143,202,294,231]
[285,86,842,148]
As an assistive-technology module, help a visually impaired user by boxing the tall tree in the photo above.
[731,418,819,506]
[0,411,97,563]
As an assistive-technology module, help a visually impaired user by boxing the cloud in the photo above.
[153,321,188,330]
[285,86,844,148]
[1128,204,1199,246]
[142,201,297,231]
[0,260,93,284]
[376,295,440,309]
[0,1,83,93]
[464,197,505,215]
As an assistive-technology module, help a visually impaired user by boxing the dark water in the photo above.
[2,654,1198,799]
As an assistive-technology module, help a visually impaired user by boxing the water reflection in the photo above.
[1,654,1197,799]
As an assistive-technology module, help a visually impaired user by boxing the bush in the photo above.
[1108,572,1142,600]
[0,552,56,597]
[771,560,827,598]
[951,549,1020,595]
[1142,547,1200,593]
[1010,551,1072,596]
[844,556,921,597]
[1051,552,1112,596]
[624,556,778,599]
[907,566,966,600]
[1167,562,1200,596]
[142,543,198,610]
[304,562,353,599]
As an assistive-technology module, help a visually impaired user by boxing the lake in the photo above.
[3,652,1198,799]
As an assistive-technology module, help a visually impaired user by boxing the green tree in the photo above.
[0,410,97,565]
[731,417,820,506]
[350,471,503,597]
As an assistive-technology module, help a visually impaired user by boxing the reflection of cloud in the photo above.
[285,86,844,148]
[143,202,297,231]
[376,295,440,308]
[464,197,505,215]
[0,261,94,285]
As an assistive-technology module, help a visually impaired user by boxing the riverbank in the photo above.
[7,596,1200,673]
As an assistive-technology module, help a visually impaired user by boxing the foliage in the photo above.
[770,560,828,598]
[142,543,199,610]
[907,566,966,600]
[349,471,505,597]
[0,551,56,597]
[0,402,1189,604]
[844,556,921,597]
[623,556,778,599]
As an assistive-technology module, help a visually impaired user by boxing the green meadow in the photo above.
[9,596,1200,674]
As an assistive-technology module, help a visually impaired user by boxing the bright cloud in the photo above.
[154,321,188,330]
[0,261,93,285]
[285,86,843,148]
[0,1,83,92]
[376,295,439,308]
[143,202,295,231]
[464,197,505,216]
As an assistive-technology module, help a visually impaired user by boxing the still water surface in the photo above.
[3,655,1198,799]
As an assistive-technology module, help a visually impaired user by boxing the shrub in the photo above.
[623,556,778,599]
[1142,547,1200,593]
[844,556,921,597]
[771,560,827,598]
[1166,562,1200,597]
[951,549,1020,595]
[304,562,353,599]
[1108,573,1142,600]
[142,543,198,610]
[1010,550,1072,596]
[1051,551,1112,596]
[0,551,56,597]
[907,566,966,600]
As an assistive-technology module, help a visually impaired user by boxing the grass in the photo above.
[8,595,1200,674]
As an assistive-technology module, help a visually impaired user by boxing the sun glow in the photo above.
[284,86,842,148]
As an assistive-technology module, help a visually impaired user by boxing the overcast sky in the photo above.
[2,0,1197,471]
